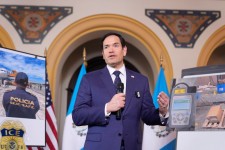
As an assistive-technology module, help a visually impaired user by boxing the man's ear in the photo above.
[123,46,127,56]
[102,50,105,60]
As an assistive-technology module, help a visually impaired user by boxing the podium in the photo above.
[177,131,225,150]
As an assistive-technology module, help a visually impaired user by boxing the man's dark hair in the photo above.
[101,32,126,49]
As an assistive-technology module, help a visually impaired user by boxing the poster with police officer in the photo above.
[0,47,45,147]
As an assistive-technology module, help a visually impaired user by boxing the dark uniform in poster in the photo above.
[2,72,40,119]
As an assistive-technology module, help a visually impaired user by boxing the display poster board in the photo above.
[0,47,45,146]
[176,65,225,150]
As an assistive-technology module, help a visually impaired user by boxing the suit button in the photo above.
[118,133,122,136]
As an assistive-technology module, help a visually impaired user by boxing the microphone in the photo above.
[116,83,124,120]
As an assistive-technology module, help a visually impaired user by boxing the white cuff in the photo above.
[105,103,111,117]
[159,112,169,118]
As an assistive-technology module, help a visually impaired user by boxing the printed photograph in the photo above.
[0,47,46,146]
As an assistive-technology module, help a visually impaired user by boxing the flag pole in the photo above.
[44,48,47,57]
[44,48,48,67]
[83,47,88,67]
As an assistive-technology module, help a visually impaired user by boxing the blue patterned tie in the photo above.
[113,71,121,86]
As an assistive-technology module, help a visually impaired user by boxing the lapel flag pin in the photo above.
[135,91,141,98]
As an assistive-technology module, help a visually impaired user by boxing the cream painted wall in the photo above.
[1,0,225,78]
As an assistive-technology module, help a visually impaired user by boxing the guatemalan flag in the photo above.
[62,64,87,150]
[142,67,176,150]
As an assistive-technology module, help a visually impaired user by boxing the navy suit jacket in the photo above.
[72,67,164,150]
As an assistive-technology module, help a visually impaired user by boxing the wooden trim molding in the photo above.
[0,25,15,49]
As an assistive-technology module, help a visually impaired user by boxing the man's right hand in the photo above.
[106,93,126,113]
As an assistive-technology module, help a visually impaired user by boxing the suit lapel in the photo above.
[123,69,136,114]
[100,67,115,98]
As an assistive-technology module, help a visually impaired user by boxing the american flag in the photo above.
[27,73,58,150]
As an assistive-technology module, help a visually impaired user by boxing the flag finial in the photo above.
[160,55,163,68]
[83,47,88,67]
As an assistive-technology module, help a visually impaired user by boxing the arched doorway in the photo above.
[198,25,225,66]
[47,14,173,148]
[207,44,225,65]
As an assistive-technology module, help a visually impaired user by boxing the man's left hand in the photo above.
[157,92,169,116]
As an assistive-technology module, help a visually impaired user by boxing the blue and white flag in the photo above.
[142,67,176,150]
[62,64,87,150]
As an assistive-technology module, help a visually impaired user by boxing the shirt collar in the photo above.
[107,64,126,76]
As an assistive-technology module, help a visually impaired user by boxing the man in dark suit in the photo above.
[72,32,169,150]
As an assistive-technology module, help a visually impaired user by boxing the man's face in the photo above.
[102,35,127,69]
